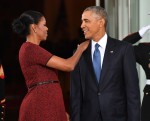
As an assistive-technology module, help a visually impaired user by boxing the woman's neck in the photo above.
[26,35,40,45]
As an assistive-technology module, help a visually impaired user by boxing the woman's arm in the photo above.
[46,40,89,71]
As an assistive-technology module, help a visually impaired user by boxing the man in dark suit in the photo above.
[70,6,141,121]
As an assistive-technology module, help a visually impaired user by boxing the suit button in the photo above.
[97,92,101,96]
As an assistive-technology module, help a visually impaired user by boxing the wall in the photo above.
[44,0,95,40]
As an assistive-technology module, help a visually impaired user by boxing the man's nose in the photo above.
[81,22,84,29]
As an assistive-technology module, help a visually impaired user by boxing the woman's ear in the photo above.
[31,24,36,33]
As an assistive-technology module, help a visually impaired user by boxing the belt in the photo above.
[28,80,59,89]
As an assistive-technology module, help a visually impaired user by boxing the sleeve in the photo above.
[35,47,53,65]
[26,45,53,66]
[70,62,82,121]
[122,32,142,44]
[123,44,141,121]
[132,45,142,65]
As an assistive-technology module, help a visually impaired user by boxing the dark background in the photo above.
[0,0,104,120]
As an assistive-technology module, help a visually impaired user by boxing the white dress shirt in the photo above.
[91,33,107,68]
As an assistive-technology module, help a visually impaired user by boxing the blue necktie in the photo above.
[93,43,101,82]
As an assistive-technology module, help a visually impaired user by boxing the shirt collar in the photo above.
[92,33,107,49]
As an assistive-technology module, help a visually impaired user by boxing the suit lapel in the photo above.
[99,37,116,90]
[81,38,116,90]
[84,42,99,86]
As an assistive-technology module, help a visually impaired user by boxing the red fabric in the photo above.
[19,42,67,121]
[0,75,4,79]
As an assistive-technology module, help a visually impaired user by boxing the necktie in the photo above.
[93,43,101,82]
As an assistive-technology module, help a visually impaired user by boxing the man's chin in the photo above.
[84,36,91,40]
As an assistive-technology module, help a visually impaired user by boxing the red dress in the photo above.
[19,42,67,121]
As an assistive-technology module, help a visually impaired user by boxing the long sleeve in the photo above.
[122,32,142,44]
[123,44,141,121]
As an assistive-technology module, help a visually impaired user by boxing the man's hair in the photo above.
[84,6,108,28]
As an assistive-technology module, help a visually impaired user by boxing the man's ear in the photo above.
[99,18,105,28]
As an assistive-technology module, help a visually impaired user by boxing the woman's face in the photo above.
[35,16,48,41]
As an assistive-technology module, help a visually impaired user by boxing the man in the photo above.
[123,25,150,121]
[70,6,141,121]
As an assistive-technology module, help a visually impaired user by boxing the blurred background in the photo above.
[0,0,149,120]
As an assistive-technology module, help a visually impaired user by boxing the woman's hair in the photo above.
[12,10,43,37]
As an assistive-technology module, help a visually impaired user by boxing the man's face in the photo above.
[81,11,102,41]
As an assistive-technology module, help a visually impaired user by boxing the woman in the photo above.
[12,10,89,121]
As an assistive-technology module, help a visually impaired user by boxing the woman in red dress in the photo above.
[12,10,89,121]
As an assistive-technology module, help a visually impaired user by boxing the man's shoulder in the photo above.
[108,36,131,47]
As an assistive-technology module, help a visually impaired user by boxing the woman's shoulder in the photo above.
[20,42,40,51]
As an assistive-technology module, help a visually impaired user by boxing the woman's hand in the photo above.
[78,40,90,52]
[66,112,70,121]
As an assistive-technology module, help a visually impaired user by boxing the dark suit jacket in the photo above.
[70,36,141,121]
